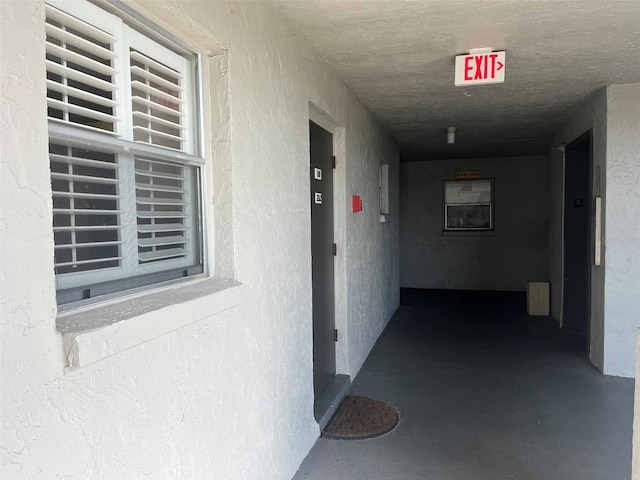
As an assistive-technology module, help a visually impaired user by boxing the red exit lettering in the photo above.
[464,53,504,81]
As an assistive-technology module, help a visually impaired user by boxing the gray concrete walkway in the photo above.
[294,290,633,480]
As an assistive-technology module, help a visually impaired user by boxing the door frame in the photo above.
[309,103,347,375]
[562,129,593,349]
[310,120,336,406]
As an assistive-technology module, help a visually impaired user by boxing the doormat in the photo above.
[322,395,398,440]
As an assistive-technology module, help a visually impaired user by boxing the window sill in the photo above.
[58,277,244,370]
[442,230,496,237]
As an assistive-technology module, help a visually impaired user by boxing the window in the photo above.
[443,179,494,231]
[46,0,204,307]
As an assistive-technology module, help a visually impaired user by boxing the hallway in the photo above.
[294,290,634,480]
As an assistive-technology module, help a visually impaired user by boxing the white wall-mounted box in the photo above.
[528,281,550,316]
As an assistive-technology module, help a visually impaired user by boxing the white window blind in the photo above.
[135,157,193,264]
[45,2,120,134]
[46,1,203,305]
[51,144,122,273]
[131,50,186,151]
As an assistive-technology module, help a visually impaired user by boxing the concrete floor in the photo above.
[294,289,634,480]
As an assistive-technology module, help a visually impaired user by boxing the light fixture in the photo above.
[447,127,456,144]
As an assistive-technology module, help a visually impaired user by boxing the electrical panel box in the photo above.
[379,164,389,215]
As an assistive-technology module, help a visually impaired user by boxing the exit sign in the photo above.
[455,51,506,86]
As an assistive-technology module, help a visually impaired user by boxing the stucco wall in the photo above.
[603,84,640,377]
[0,2,399,479]
[549,88,607,372]
[550,84,640,377]
[344,118,400,375]
[399,156,549,291]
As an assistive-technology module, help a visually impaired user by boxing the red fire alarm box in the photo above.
[352,195,362,212]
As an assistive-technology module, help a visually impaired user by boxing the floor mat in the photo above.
[322,395,398,440]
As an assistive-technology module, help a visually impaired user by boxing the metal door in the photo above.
[563,132,592,346]
[309,120,335,409]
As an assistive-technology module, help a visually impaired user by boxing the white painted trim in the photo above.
[48,116,204,165]
[206,49,234,280]
[333,125,348,376]
[309,103,338,133]
[559,149,566,328]
[594,196,602,266]
[308,102,349,376]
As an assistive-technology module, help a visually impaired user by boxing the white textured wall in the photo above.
[344,119,400,375]
[399,156,549,291]
[550,89,607,372]
[603,84,640,377]
[550,84,640,377]
[0,1,399,478]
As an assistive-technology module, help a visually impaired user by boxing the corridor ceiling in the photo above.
[274,0,640,160]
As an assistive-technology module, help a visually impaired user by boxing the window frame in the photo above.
[442,178,495,232]
[46,0,209,310]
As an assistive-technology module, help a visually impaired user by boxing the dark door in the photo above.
[563,132,592,348]
[309,120,335,415]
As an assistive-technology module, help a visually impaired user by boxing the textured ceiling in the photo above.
[274,0,640,160]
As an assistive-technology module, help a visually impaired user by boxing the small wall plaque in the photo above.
[456,170,481,179]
